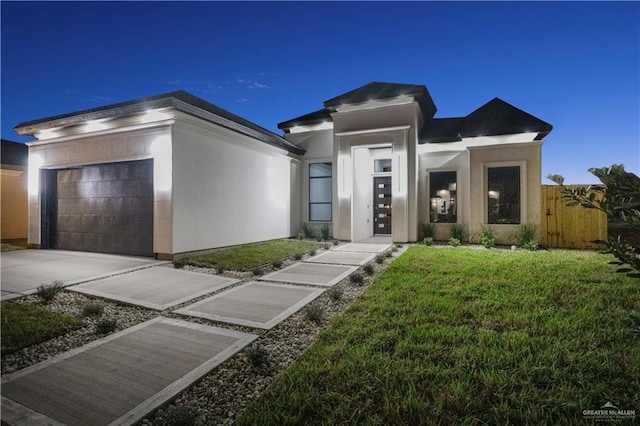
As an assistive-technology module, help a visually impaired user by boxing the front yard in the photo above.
[237,247,640,425]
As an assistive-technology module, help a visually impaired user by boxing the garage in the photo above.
[41,160,154,257]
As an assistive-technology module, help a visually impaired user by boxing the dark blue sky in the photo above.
[2,1,638,183]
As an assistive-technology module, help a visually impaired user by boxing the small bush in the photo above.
[450,223,467,242]
[479,226,496,249]
[252,267,264,276]
[326,286,343,301]
[95,318,117,334]
[419,223,435,239]
[81,303,105,318]
[375,254,385,264]
[385,251,393,258]
[332,240,339,246]
[320,223,331,241]
[301,223,314,238]
[350,272,364,285]
[449,238,461,247]
[423,237,434,246]
[272,260,283,269]
[315,231,323,242]
[324,243,331,250]
[363,263,375,275]
[516,224,538,249]
[395,243,402,248]
[155,405,200,426]
[297,232,305,241]
[216,263,226,274]
[173,259,187,269]
[303,305,324,323]
[293,253,303,261]
[523,240,539,251]
[309,249,317,256]
[245,344,271,367]
[36,281,64,302]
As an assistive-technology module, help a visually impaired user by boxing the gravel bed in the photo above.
[1,243,406,425]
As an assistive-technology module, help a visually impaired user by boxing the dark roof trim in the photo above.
[14,91,305,155]
[277,108,332,130]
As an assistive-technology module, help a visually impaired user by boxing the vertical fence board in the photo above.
[541,185,607,249]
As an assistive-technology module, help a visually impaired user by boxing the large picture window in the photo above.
[429,171,457,223]
[487,166,520,224]
[309,162,332,221]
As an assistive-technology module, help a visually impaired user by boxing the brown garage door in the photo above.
[54,160,154,257]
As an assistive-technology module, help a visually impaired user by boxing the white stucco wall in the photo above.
[171,113,300,254]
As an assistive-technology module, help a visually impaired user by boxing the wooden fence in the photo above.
[540,185,607,249]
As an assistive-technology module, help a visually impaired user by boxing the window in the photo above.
[487,166,520,224]
[429,171,457,223]
[374,159,392,173]
[309,162,332,221]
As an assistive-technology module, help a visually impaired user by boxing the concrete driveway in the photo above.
[1,249,163,300]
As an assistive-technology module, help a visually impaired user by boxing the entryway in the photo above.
[373,176,392,235]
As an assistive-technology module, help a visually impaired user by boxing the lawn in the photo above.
[1,302,82,355]
[237,247,640,425]
[185,239,323,270]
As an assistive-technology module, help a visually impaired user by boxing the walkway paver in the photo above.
[1,317,257,426]
[174,281,325,329]
[70,268,239,310]
[258,262,358,287]
[1,250,162,300]
[332,243,391,253]
[305,250,376,266]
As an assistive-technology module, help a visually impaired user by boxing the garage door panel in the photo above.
[55,160,154,257]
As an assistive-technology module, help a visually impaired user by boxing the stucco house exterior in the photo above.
[15,82,551,259]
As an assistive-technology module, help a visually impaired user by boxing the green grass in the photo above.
[185,239,322,270]
[237,247,640,425]
[1,302,82,355]
[1,243,25,252]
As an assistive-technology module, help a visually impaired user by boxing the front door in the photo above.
[373,176,392,235]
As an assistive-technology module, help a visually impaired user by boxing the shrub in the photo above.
[375,254,385,264]
[315,231,323,242]
[245,344,271,367]
[36,281,64,302]
[332,240,339,246]
[81,303,105,317]
[515,224,538,249]
[309,249,317,256]
[385,251,393,258]
[395,243,403,248]
[419,223,435,239]
[423,237,434,246]
[450,223,467,242]
[252,267,264,276]
[297,232,305,241]
[216,263,226,274]
[303,305,324,323]
[95,318,117,334]
[449,238,461,247]
[320,223,331,241]
[155,405,200,426]
[272,260,283,269]
[363,263,375,275]
[479,226,496,249]
[350,272,364,285]
[173,259,187,269]
[326,286,343,301]
[301,223,314,238]
[293,253,303,261]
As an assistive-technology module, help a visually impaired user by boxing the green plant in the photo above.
[350,272,364,285]
[172,258,187,269]
[303,305,324,323]
[449,237,461,247]
[419,223,435,239]
[272,260,283,269]
[395,243,403,248]
[515,224,538,249]
[385,251,393,258]
[301,222,314,238]
[81,303,105,317]
[523,240,539,251]
[327,286,343,301]
[309,249,317,256]
[294,253,303,261]
[315,231,323,242]
[216,263,226,274]
[245,344,271,367]
[36,281,64,302]
[252,267,264,276]
[423,237,434,246]
[320,223,331,241]
[450,223,467,242]
[297,232,305,241]
[332,240,339,246]
[479,226,496,249]
[363,264,375,275]
[155,405,200,426]
[95,318,117,334]
[375,254,385,264]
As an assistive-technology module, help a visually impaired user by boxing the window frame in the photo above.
[308,161,332,222]
[484,162,526,225]
[428,170,458,224]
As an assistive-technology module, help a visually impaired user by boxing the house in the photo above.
[14,82,552,259]
[1,139,28,243]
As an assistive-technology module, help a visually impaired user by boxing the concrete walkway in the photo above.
[1,250,162,300]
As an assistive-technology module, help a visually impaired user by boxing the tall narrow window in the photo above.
[487,166,520,224]
[309,162,332,221]
[429,171,457,223]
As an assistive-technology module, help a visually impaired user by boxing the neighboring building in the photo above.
[14,82,552,258]
[1,139,28,242]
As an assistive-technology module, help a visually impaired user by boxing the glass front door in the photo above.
[373,176,392,235]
